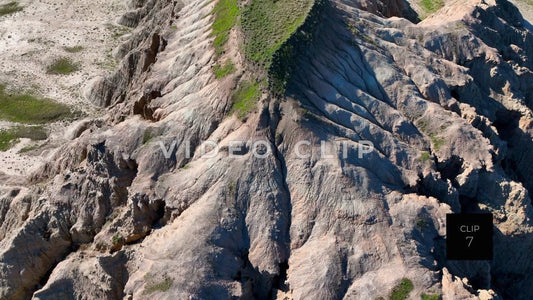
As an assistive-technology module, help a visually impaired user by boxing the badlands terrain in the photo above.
[0,0,532,299]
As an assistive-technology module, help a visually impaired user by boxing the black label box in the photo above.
[446,213,493,260]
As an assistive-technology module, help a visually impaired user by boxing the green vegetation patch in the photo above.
[105,23,132,39]
[241,0,314,66]
[214,59,236,78]
[430,134,445,151]
[230,81,260,119]
[421,293,440,300]
[64,45,84,53]
[390,278,414,300]
[420,151,431,162]
[18,142,42,153]
[142,127,163,144]
[112,233,124,245]
[420,0,444,15]
[143,276,173,294]
[0,1,22,17]
[0,130,16,151]
[0,85,73,123]
[347,22,378,46]
[416,217,429,230]
[47,57,80,75]
[0,126,47,151]
[211,0,239,56]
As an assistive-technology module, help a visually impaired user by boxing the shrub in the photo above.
[46,57,80,75]
[417,119,429,132]
[421,293,440,300]
[430,134,445,151]
[227,181,236,198]
[112,233,124,245]
[0,85,73,123]
[64,45,84,53]
[0,1,22,17]
[143,276,173,294]
[105,23,132,39]
[230,81,260,119]
[416,217,429,230]
[420,151,431,162]
[142,127,161,144]
[389,278,414,300]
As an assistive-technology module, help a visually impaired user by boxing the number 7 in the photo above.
[466,236,474,247]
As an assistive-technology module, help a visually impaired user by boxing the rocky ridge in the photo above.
[0,0,532,299]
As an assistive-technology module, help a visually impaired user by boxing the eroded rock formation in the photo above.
[0,0,532,299]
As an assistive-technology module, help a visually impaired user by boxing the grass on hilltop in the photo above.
[211,0,239,56]
[420,0,444,17]
[0,1,22,17]
[0,126,47,151]
[46,57,80,75]
[0,84,74,124]
[241,0,313,66]
[230,80,260,119]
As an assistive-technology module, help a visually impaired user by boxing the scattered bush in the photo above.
[214,60,236,78]
[18,142,43,153]
[105,23,132,39]
[0,85,73,123]
[64,45,84,53]
[228,181,236,197]
[0,1,22,17]
[0,126,47,151]
[420,151,431,162]
[0,130,16,151]
[112,233,124,245]
[46,57,80,75]
[421,293,440,300]
[211,0,239,56]
[143,276,173,294]
[142,127,162,144]
[415,217,429,230]
[389,278,414,300]
[417,119,429,132]
[230,81,260,119]
[430,134,445,151]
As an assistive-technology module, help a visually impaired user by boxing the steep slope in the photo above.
[0,0,532,299]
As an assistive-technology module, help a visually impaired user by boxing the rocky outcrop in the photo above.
[0,0,532,299]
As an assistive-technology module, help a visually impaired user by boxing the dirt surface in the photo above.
[0,0,129,175]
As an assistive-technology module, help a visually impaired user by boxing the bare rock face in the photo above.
[0,0,532,299]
